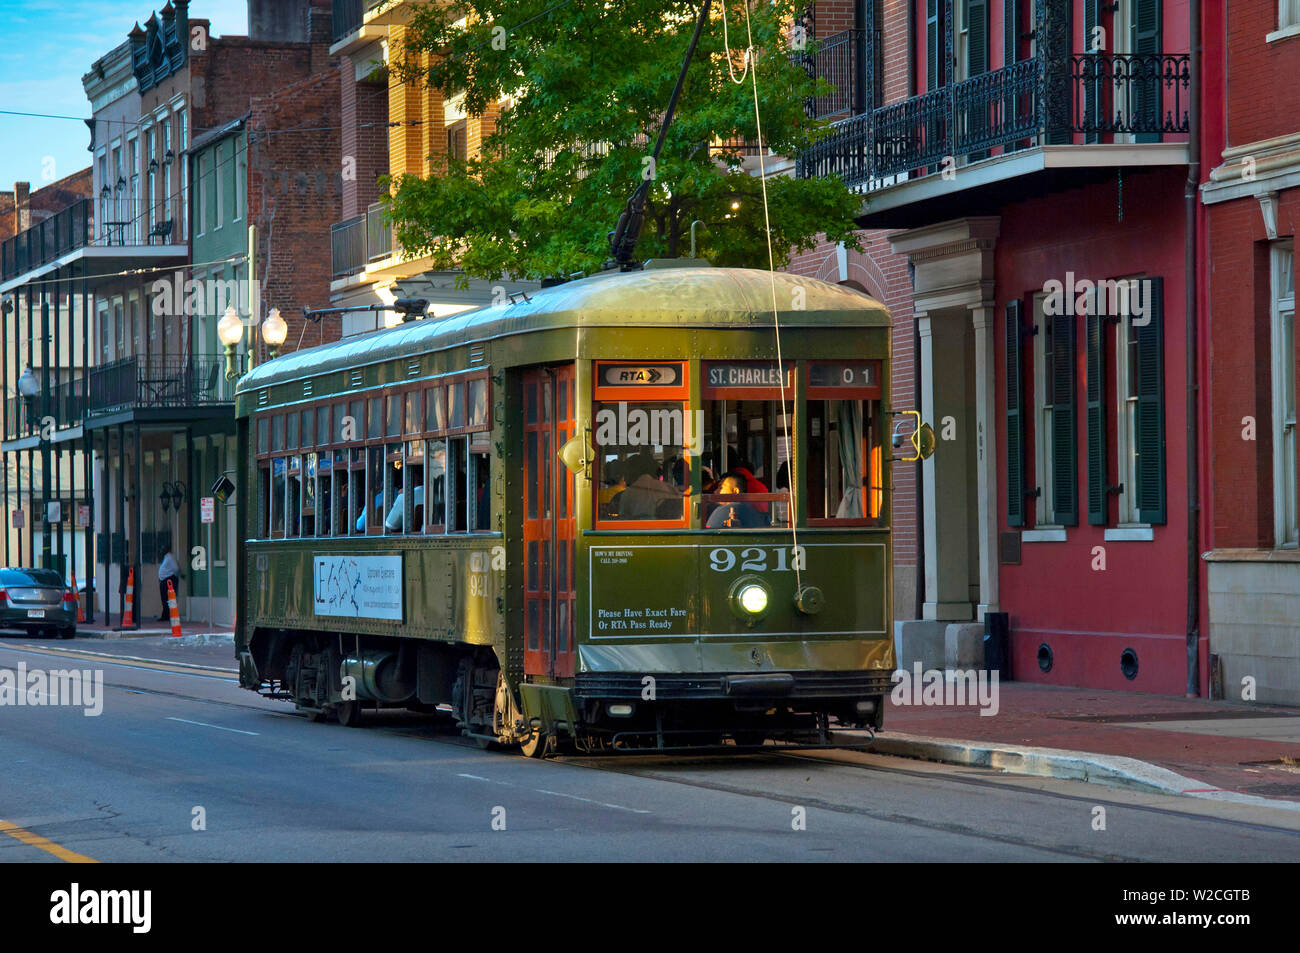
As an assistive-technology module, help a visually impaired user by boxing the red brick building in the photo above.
[1199,1,1300,704]
[793,0,1201,694]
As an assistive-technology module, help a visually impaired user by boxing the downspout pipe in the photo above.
[1185,0,1202,696]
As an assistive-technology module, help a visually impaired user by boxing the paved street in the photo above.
[2,635,1298,863]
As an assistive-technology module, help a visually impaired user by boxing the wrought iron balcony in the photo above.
[802,28,882,120]
[1,199,91,282]
[86,355,232,417]
[2,378,87,442]
[797,52,1190,193]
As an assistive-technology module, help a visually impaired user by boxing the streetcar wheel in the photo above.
[336,701,363,727]
[304,708,325,723]
[519,726,547,758]
[476,735,499,751]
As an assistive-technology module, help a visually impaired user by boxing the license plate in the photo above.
[26,609,44,618]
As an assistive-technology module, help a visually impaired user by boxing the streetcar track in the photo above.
[6,641,1300,847]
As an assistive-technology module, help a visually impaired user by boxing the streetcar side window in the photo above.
[271,457,286,537]
[448,436,468,532]
[287,455,302,537]
[700,398,793,528]
[403,439,424,535]
[348,451,365,535]
[333,450,348,535]
[426,438,447,532]
[382,443,402,533]
[317,451,332,537]
[593,401,689,524]
[302,452,317,537]
[471,450,490,531]
[258,462,270,537]
[365,447,383,533]
[807,399,883,524]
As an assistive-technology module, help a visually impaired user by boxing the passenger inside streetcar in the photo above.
[705,473,766,529]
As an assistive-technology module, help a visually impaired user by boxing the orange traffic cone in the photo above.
[69,569,85,623]
[123,567,135,627]
[167,579,183,638]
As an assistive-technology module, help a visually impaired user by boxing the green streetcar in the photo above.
[233,263,897,755]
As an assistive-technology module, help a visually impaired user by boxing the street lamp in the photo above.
[17,365,39,401]
[218,305,244,381]
[261,307,287,359]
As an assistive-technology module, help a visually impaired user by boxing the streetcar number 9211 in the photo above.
[708,546,806,573]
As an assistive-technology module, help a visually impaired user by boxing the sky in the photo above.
[0,1,249,190]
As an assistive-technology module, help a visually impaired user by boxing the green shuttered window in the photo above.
[1050,313,1078,526]
[1006,299,1025,527]
[1086,306,1107,525]
[1134,277,1166,524]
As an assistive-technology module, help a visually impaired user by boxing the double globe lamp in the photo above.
[219,305,288,381]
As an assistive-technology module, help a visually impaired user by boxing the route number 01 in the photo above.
[708,546,806,573]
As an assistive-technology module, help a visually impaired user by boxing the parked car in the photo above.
[0,568,77,638]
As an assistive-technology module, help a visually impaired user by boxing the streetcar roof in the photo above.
[236,266,889,398]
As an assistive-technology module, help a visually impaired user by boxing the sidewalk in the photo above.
[872,682,1300,803]
[74,618,234,639]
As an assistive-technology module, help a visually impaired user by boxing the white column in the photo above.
[971,302,999,619]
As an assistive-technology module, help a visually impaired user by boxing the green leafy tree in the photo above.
[384,0,862,280]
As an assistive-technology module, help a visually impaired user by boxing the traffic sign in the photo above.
[11,509,23,529]
[77,504,90,528]
[200,497,215,523]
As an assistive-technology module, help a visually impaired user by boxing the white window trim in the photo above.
[1032,292,1062,529]
[1271,241,1298,549]
[1114,305,1147,528]
[1104,527,1154,542]
[195,153,206,237]
[1022,528,1067,543]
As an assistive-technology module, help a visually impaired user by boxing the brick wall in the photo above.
[1205,189,1300,549]
[248,67,344,358]
[786,229,920,613]
[340,65,390,218]
[1224,3,1300,147]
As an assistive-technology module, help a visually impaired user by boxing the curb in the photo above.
[80,628,234,640]
[856,731,1300,813]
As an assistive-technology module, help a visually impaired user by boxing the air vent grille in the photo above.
[303,381,313,397]
[257,390,269,406]
[469,345,487,366]
[349,370,363,387]
[407,361,421,378]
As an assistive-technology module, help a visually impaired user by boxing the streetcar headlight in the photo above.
[738,584,768,615]
[728,576,771,623]
[607,704,634,717]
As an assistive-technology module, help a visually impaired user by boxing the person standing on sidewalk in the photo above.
[157,547,181,622]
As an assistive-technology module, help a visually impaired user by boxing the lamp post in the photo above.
[261,307,287,360]
[219,305,245,382]
[17,364,50,568]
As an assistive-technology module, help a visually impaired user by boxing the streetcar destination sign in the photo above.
[705,363,791,387]
[600,364,681,387]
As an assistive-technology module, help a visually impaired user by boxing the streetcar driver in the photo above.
[706,474,765,529]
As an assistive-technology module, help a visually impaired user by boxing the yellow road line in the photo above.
[0,819,98,863]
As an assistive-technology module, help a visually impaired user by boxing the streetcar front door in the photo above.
[522,366,576,678]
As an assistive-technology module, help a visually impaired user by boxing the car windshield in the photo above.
[0,568,65,587]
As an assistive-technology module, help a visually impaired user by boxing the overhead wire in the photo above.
[720,0,803,590]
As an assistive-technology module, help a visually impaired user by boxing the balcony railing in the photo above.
[802,28,881,120]
[332,0,389,43]
[332,203,395,277]
[798,52,1190,193]
[1,198,91,283]
[86,355,231,416]
[332,0,363,42]
[3,378,88,442]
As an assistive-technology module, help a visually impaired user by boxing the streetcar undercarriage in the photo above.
[240,627,886,758]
